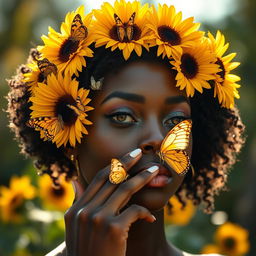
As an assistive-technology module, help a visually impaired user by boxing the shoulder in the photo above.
[45,242,66,256]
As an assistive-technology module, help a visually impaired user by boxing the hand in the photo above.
[64,148,159,256]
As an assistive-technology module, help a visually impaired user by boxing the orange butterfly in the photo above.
[37,58,57,83]
[158,119,192,175]
[27,115,64,141]
[70,14,88,42]
[114,12,135,42]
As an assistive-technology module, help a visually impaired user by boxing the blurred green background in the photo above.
[0,0,255,255]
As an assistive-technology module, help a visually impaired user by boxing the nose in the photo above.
[139,117,164,154]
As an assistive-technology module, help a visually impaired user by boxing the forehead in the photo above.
[98,61,187,100]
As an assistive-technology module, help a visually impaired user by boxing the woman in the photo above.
[6,1,244,255]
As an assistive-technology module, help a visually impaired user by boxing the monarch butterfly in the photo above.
[70,14,88,42]
[114,12,136,42]
[158,119,192,175]
[26,115,64,141]
[37,58,57,82]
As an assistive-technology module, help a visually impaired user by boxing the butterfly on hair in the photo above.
[114,12,136,42]
[158,119,192,176]
[90,76,104,90]
[26,116,64,141]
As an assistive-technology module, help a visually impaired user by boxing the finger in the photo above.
[73,148,142,208]
[116,204,156,226]
[102,166,159,214]
[72,180,86,200]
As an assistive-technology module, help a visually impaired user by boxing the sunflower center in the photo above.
[59,38,79,62]
[216,58,226,80]
[157,25,181,45]
[10,194,23,208]
[180,53,199,79]
[223,237,236,249]
[51,186,65,197]
[55,95,77,126]
[109,24,141,42]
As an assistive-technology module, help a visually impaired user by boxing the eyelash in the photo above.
[105,111,189,128]
[105,112,137,126]
[163,116,188,128]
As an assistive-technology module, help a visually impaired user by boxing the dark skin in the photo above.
[59,62,195,256]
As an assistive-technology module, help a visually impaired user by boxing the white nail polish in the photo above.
[147,166,159,173]
[129,148,142,158]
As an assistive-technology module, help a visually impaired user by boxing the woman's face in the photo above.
[77,61,192,211]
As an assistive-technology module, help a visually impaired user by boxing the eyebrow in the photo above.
[100,91,145,105]
[165,95,189,104]
[100,91,189,105]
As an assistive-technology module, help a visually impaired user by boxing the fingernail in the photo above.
[129,148,142,158]
[147,166,159,173]
[152,215,156,221]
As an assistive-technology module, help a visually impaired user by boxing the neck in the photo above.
[125,209,182,256]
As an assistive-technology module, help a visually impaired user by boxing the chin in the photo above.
[126,188,172,212]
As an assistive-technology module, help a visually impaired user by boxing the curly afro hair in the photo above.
[6,46,245,212]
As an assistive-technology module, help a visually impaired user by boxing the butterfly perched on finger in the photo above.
[158,119,192,175]
[114,12,136,42]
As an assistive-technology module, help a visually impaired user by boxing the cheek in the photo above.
[78,120,139,182]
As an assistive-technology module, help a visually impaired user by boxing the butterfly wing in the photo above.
[159,119,192,175]
[160,119,192,153]
[126,12,135,41]
[70,14,88,41]
[37,58,57,79]
[27,117,56,140]
[162,150,190,175]
[27,116,64,141]
[114,13,125,42]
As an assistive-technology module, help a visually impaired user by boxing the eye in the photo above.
[163,112,189,128]
[112,113,135,123]
[105,111,137,126]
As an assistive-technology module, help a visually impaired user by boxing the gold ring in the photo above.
[109,158,129,184]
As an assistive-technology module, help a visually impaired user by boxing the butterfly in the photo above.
[27,115,64,141]
[66,96,89,115]
[90,76,104,90]
[109,158,129,184]
[114,12,136,42]
[70,14,88,42]
[37,58,57,83]
[158,119,192,175]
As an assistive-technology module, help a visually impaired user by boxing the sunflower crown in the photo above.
[24,0,241,148]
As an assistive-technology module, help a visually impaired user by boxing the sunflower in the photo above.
[0,176,36,223]
[39,174,74,211]
[29,73,94,148]
[170,41,219,97]
[214,222,250,256]
[37,5,94,76]
[92,0,152,60]
[23,61,41,93]
[164,196,196,226]
[208,31,241,108]
[146,4,204,59]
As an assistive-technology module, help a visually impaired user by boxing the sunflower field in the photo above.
[0,0,255,255]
